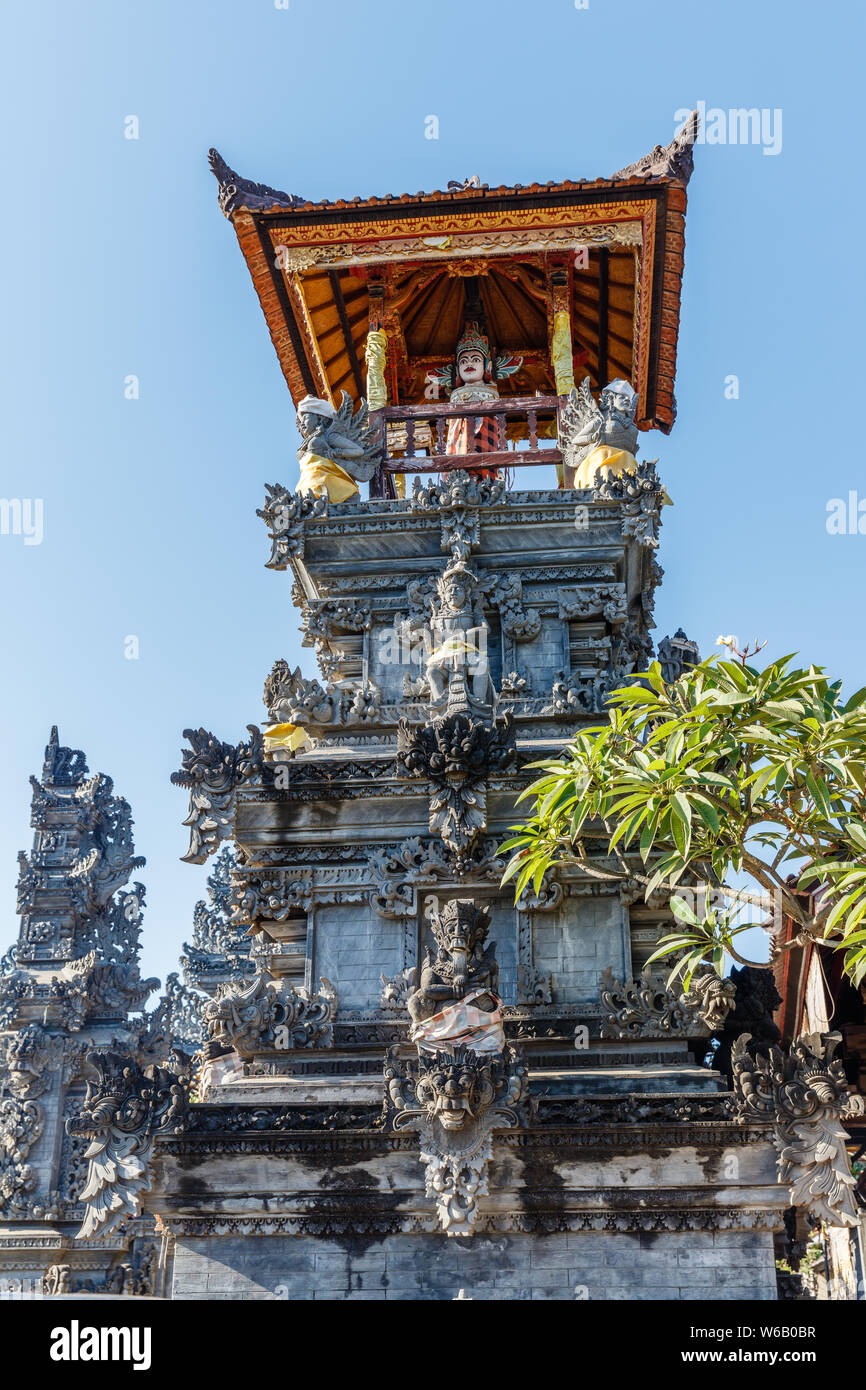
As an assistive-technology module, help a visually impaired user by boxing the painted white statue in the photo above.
[428,321,522,480]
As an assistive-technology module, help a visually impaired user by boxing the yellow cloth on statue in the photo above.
[572,444,638,489]
[428,636,482,663]
[296,452,359,502]
[263,722,309,752]
[572,444,673,505]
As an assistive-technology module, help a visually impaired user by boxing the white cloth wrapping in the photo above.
[411,988,505,1055]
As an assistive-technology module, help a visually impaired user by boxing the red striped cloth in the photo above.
[445,412,501,480]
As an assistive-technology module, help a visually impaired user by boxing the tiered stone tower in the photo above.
[0,730,198,1297]
[135,451,791,1300]
[53,121,864,1300]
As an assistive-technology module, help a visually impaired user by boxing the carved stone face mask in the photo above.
[417,1054,495,1130]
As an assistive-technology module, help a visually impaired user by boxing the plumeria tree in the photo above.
[500,642,866,989]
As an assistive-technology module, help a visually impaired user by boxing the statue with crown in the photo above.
[427,320,522,481]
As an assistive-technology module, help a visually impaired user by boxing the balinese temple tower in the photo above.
[53,118,866,1301]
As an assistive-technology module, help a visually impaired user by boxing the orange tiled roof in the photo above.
[210,115,697,434]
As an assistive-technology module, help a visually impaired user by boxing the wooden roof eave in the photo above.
[232,210,319,400]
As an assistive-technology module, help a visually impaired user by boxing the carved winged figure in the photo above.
[296,392,382,501]
[559,376,639,489]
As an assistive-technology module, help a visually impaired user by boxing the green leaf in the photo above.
[804,770,833,821]
[639,810,661,864]
[608,686,659,705]
[671,792,692,859]
[749,764,780,801]
[497,835,533,855]
[763,700,806,720]
[845,821,866,852]
[669,893,700,926]
[692,797,720,834]
[645,935,703,968]
[706,691,753,708]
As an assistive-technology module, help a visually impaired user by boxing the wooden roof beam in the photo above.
[328,270,365,398]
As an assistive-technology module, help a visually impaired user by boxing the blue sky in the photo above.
[1,0,863,983]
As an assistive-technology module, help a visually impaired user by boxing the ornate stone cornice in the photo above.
[155,1200,780,1239]
[202,972,336,1057]
[591,459,665,549]
[161,1090,766,1142]
[258,484,328,569]
[171,726,266,864]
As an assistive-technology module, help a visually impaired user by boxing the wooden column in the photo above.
[366,276,391,500]
[548,266,574,487]
[367,277,395,500]
[597,249,609,390]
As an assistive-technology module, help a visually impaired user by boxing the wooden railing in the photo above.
[370,394,564,496]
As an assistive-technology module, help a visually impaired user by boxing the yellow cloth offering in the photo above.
[572,444,637,489]
[428,637,481,661]
[551,311,576,396]
[365,329,388,412]
[296,452,359,502]
[263,722,310,752]
[572,445,673,506]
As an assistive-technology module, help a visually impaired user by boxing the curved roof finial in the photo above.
[612,110,699,185]
[208,148,305,220]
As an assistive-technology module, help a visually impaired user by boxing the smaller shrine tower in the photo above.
[0,730,197,1297]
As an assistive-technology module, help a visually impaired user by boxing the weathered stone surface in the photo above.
[167,1230,778,1301]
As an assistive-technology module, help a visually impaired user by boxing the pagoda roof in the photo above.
[211,114,697,434]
